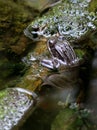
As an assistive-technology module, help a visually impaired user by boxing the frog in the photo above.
[24,0,97,46]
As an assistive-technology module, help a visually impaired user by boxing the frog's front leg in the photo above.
[41,58,60,70]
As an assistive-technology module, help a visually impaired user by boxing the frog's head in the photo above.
[41,36,80,70]
[24,23,52,41]
[24,24,41,41]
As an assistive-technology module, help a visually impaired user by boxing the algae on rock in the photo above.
[0,87,37,130]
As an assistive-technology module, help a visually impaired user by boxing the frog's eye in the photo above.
[24,25,40,41]
[32,26,39,32]
[48,39,56,47]
[31,31,38,39]
[47,38,57,49]
[30,26,40,39]
[49,39,55,44]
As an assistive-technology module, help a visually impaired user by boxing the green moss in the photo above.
[0,59,25,78]
[0,0,38,54]
[88,0,97,12]
[0,90,7,99]
[51,108,97,130]
[0,55,27,89]
[75,49,86,59]
[0,0,40,89]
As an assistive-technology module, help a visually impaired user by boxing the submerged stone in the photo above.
[0,87,37,130]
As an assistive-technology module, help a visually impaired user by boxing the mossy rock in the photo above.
[0,87,37,130]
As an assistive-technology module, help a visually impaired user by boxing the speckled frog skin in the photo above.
[24,0,97,43]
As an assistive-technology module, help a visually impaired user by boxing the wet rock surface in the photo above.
[0,87,37,130]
